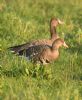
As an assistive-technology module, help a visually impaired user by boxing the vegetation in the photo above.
[0,0,82,99]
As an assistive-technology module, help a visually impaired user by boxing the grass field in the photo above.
[0,0,82,99]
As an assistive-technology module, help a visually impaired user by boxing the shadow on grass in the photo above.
[0,65,50,79]
[66,44,82,55]
[64,33,82,54]
[0,67,25,77]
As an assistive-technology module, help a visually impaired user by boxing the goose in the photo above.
[8,18,64,55]
[32,38,68,65]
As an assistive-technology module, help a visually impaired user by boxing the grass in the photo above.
[0,0,82,99]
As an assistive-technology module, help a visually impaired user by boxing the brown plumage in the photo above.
[9,18,64,54]
[33,38,68,65]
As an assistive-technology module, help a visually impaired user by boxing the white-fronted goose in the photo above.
[9,18,64,54]
[32,38,68,65]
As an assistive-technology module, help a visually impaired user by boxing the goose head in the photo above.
[50,18,64,28]
[50,18,64,40]
[52,38,68,50]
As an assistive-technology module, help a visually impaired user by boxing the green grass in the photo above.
[0,0,82,99]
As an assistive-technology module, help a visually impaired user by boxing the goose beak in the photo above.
[63,42,69,48]
[58,19,64,24]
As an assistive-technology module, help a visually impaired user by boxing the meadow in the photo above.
[0,0,82,99]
